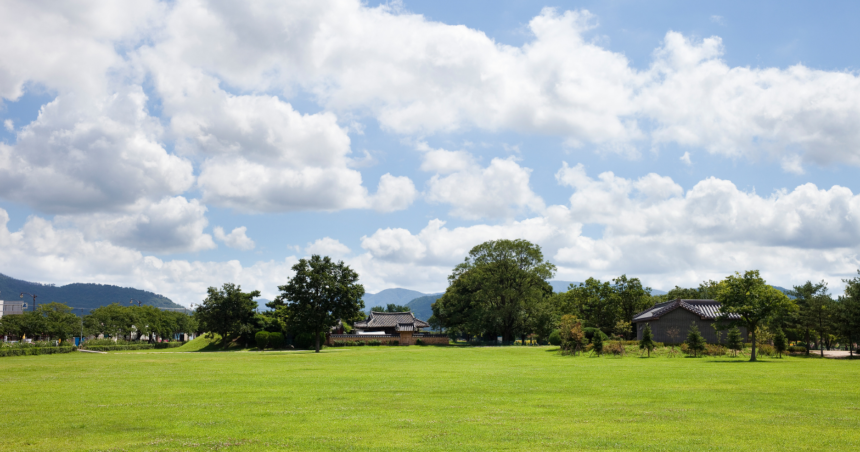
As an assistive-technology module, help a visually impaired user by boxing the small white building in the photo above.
[0,299,25,319]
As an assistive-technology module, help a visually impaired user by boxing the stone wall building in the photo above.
[632,299,748,344]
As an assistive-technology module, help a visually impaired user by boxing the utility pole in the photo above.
[20,292,37,312]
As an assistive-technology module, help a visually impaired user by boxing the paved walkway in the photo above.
[818,350,857,359]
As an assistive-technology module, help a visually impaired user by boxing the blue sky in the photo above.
[2,1,860,304]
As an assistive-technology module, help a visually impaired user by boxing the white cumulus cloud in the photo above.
[214,226,255,251]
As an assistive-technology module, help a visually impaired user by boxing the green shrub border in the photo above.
[0,346,76,357]
[82,342,184,352]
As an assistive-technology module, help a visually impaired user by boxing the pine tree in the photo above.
[592,331,604,356]
[639,323,656,357]
[726,326,743,357]
[685,323,706,357]
[773,328,787,358]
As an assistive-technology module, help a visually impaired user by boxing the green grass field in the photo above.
[2,346,859,451]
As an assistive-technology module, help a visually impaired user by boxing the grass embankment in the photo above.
[1,347,858,451]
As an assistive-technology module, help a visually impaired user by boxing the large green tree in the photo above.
[432,239,555,342]
[195,283,260,345]
[555,278,619,336]
[715,270,796,361]
[269,255,365,352]
[612,275,652,339]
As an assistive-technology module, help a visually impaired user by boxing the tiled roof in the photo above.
[354,311,430,329]
[632,299,741,322]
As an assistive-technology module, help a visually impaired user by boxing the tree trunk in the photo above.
[805,328,810,356]
[315,329,320,353]
[820,332,824,357]
[749,328,757,362]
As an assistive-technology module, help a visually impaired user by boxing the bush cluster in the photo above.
[787,345,807,353]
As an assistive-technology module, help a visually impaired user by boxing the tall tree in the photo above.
[715,270,796,362]
[269,255,365,353]
[39,302,80,342]
[808,292,835,357]
[433,239,555,342]
[612,275,652,339]
[787,281,828,356]
[836,272,860,358]
[195,283,260,345]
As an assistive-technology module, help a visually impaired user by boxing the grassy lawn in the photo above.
[1,347,859,451]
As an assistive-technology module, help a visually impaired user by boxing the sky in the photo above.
[2,0,860,305]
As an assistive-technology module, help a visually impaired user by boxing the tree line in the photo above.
[0,302,196,343]
[431,239,860,361]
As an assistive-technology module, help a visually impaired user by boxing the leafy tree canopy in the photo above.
[432,239,555,342]
[715,270,796,361]
[195,283,260,345]
[268,255,365,352]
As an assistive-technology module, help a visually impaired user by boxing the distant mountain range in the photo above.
[0,273,185,313]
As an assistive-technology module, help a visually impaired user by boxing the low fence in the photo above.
[327,334,449,346]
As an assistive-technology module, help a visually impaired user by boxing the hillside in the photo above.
[362,288,427,310]
[0,273,184,313]
[405,293,443,322]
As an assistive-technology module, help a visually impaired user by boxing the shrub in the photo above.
[605,341,625,356]
[153,342,184,349]
[390,340,400,346]
[787,345,807,353]
[368,340,382,346]
[773,328,787,358]
[591,331,604,356]
[415,339,424,346]
[357,340,366,346]
[704,344,725,356]
[293,332,326,350]
[685,323,706,357]
[757,344,775,357]
[726,327,743,356]
[255,331,270,350]
[268,332,285,349]
[640,323,656,357]
[548,330,561,346]
[0,346,75,357]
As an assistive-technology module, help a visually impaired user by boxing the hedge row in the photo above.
[82,342,184,351]
[0,346,75,357]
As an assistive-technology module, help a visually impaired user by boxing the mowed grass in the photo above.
[1,347,859,451]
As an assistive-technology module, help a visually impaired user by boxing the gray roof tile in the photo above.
[354,311,430,329]
[632,299,741,322]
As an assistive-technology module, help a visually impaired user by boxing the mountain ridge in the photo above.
[0,273,184,313]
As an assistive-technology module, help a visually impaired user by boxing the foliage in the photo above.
[716,270,796,361]
[548,330,561,346]
[611,275,652,339]
[269,255,365,353]
[787,345,807,353]
[293,332,327,350]
[367,340,382,346]
[195,283,260,345]
[0,302,80,341]
[268,332,285,349]
[640,323,656,357]
[255,331,270,350]
[591,329,604,356]
[559,315,585,355]
[432,239,555,342]
[684,323,706,357]
[414,339,424,345]
[0,345,75,357]
[787,280,829,356]
[756,344,775,357]
[773,328,787,358]
[835,272,860,358]
[726,326,743,357]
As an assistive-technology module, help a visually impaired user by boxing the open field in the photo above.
[2,347,859,451]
